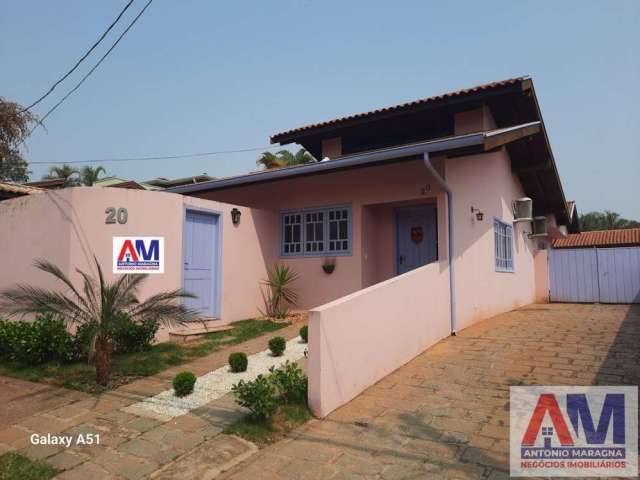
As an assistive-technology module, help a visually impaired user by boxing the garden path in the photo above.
[0,320,306,479]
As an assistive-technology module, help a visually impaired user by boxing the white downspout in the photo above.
[423,153,457,334]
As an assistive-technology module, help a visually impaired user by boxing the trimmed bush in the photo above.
[269,361,308,404]
[73,314,159,359]
[299,325,308,343]
[0,314,76,364]
[111,315,159,354]
[232,374,278,420]
[268,336,286,356]
[173,371,196,397]
[229,352,248,372]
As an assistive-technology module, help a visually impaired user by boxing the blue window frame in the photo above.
[281,205,352,257]
[494,218,514,272]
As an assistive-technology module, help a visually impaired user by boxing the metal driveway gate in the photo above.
[549,247,640,303]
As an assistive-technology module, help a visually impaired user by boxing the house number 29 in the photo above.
[105,207,128,224]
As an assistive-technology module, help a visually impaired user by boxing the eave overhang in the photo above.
[169,122,540,196]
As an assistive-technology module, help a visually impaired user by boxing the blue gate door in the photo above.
[395,204,438,275]
[549,248,599,303]
[183,210,220,317]
[549,247,640,303]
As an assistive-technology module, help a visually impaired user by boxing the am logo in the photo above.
[510,386,638,477]
[112,237,165,274]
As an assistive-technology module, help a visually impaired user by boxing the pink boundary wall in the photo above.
[308,262,451,418]
[0,187,269,340]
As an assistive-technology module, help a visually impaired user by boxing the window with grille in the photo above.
[282,212,302,255]
[494,218,514,272]
[281,206,351,257]
[328,207,350,253]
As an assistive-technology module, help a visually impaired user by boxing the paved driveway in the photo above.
[222,304,640,480]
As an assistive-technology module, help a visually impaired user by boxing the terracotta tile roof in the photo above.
[553,228,640,249]
[271,76,528,142]
[0,181,43,196]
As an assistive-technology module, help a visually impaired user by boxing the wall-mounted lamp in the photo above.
[230,208,241,225]
[470,206,484,221]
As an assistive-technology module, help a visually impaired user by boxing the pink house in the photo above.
[169,76,578,416]
[0,76,577,417]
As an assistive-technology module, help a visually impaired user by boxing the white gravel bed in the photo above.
[125,337,307,419]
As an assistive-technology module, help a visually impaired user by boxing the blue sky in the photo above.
[1,1,638,218]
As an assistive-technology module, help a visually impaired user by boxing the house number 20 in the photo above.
[105,207,128,224]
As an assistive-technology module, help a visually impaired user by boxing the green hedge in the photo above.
[0,313,76,364]
[0,312,159,366]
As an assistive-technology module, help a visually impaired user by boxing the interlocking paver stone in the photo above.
[220,304,640,480]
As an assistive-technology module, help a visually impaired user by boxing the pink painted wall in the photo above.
[0,188,269,338]
[308,261,451,417]
[534,250,549,303]
[196,158,447,310]
[446,147,539,330]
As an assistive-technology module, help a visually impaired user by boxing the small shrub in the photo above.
[72,314,159,359]
[111,314,159,354]
[73,322,97,360]
[229,352,248,372]
[269,361,308,404]
[0,314,76,364]
[261,264,299,319]
[299,325,308,343]
[173,371,196,397]
[232,374,278,420]
[268,336,286,356]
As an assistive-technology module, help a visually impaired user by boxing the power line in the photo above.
[31,0,154,133]
[28,144,281,165]
[22,0,135,112]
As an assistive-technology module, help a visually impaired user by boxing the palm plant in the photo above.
[0,258,197,386]
[80,165,106,186]
[256,149,316,170]
[260,264,299,319]
[43,164,80,186]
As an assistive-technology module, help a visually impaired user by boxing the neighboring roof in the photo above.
[169,122,540,195]
[144,175,215,188]
[0,181,43,199]
[271,77,527,144]
[104,181,149,190]
[25,178,66,189]
[552,228,640,249]
[94,177,159,190]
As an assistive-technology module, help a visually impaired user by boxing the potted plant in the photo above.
[322,258,336,274]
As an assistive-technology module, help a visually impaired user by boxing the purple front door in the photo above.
[183,210,219,317]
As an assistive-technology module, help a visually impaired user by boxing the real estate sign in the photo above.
[510,386,638,477]
[112,237,165,274]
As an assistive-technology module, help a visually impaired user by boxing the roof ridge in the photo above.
[271,76,530,141]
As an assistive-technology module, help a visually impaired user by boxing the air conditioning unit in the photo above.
[529,216,548,237]
[513,197,533,222]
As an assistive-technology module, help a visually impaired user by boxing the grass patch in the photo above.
[0,453,58,480]
[0,319,287,394]
[224,403,311,447]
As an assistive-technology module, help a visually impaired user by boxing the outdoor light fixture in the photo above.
[230,208,241,225]
[470,206,484,221]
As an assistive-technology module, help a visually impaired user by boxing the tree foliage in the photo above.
[0,98,37,182]
[43,164,81,186]
[579,210,640,232]
[80,166,106,186]
[256,149,316,170]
